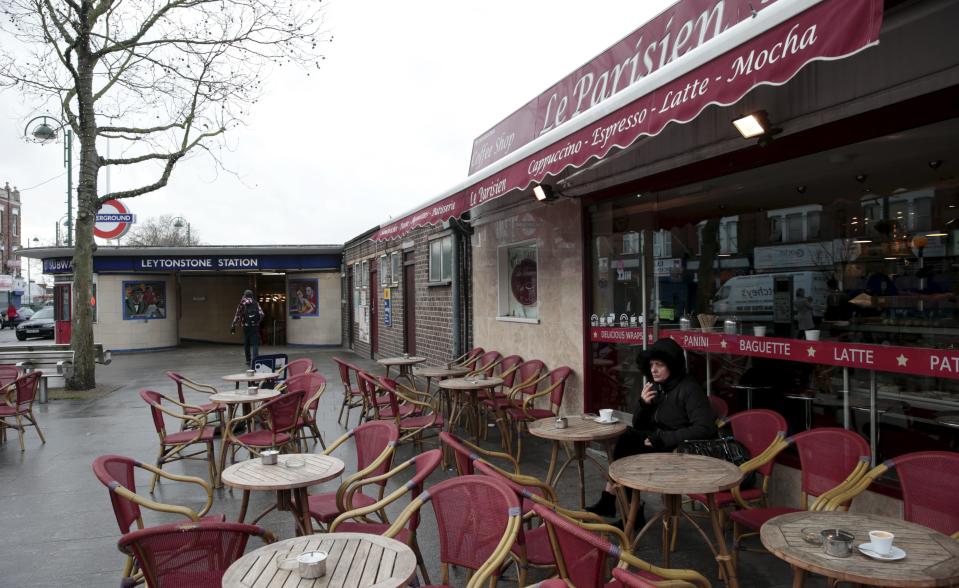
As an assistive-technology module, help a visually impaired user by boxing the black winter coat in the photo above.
[632,338,717,450]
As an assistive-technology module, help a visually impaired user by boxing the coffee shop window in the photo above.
[498,242,538,322]
[768,205,822,243]
[697,216,739,254]
[429,235,452,284]
[390,251,401,286]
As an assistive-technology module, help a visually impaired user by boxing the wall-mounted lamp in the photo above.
[928,160,943,169]
[532,184,558,202]
[732,110,781,145]
[796,185,807,194]
[855,174,868,183]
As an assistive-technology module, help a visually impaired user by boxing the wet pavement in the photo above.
[0,343,817,587]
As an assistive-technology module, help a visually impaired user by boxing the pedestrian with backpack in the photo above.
[231,289,264,365]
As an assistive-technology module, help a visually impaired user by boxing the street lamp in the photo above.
[24,115,73,247]
[171,216,192,246]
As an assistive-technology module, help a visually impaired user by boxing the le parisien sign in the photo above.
[373,0,883,241]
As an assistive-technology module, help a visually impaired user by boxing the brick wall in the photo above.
[343,223,471,366]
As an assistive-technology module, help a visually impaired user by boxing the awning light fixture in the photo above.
[533,184,557,202]
[732,110,781,145]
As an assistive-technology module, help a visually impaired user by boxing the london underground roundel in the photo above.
[94,199,136,239]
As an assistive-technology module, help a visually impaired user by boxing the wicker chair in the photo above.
[506,366,572,461]
[534,503,710,588]
[118,521,274,588]
[332,356,364,426]
[303,420,399,531]
[165,371,225,430]
[0,372,44,451]
[728,427,871,566]
[384,475,521,588]
[93,454,225,586]
[330,449,442,583]
[139,390,218,491]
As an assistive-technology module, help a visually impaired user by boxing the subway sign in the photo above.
[42,254,339,274]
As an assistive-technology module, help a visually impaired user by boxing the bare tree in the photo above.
[0,0,327,389]
[124,214,200,246]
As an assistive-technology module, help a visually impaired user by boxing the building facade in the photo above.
[356,0,959,511]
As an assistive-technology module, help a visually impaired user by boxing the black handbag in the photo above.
[677,436,756,488]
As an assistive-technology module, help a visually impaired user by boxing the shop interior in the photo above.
[587,117,959,478]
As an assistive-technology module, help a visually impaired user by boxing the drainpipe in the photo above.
[447,220,462,359]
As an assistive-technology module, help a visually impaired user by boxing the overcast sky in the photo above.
[1,0,670,258]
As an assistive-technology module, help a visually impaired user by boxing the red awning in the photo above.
[372,0,883,241]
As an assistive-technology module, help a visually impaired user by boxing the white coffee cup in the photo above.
[753,325,767,337]
[868,530,894,555]
[598,408,614,422]
[805,329,820,341]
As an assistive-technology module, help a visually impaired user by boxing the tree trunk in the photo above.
[67,28,99,390]
[695,218,720,315]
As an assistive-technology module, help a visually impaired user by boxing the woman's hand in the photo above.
[641,382,658,405]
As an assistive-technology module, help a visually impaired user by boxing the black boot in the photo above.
[586,490,617,518]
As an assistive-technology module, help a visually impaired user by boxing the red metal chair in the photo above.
[687,409,788,519]
[117,521,274,588]
[282,372,327,449]
[507,366,572,461]
[533,503,710,588]
[728,427,871,562]
[333,356,364,426]
[164,371,224,430]
[221,389,305,465]
[377,376,444,446]
[384,475,522,588]
[304,420,399,531]
[139,390,218,491]
[0,372,44,451]
[330,449,442,583]
[93,454,225,586]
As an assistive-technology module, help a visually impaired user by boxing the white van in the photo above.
[711,271,829,320]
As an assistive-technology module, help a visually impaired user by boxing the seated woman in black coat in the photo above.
[587,337,717,518]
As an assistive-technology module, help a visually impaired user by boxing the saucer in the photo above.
[858,543,906,561]
[594,417,620,424]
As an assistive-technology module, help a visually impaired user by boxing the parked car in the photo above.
[16,307,55,341]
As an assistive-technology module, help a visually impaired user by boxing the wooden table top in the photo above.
[221,454,345,491]
[761,511,959,587]
[222,372,278,383]
[414,365,471,378]
[222,532,417,588]
[438,376,504,390]
[609,453,743,495]
[377,356,426,367]
[528,416,627,442]
[210,389,280,404]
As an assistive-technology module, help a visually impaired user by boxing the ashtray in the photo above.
[260,450,279,465]
[284,456,306,468]
[801,527,823,545]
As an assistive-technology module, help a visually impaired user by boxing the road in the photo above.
[0,323,53,346]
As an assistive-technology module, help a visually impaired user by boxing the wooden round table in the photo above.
[221,454,344,537]
[761,511,959,587]
[210,389,281,484]
[414,365,471,393]
[377,355,426,386]
[222,371,279,389]
[438,376,504,443]
[609,452,743,588]
[528,416,627,509]
[222,532,417,588]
